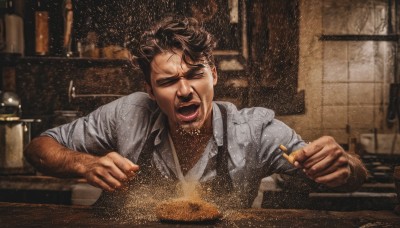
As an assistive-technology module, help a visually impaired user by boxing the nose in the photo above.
[177,78,193,101]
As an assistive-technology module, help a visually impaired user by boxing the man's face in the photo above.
[147,51,217,133]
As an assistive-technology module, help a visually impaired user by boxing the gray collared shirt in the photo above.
[43,92,306,203]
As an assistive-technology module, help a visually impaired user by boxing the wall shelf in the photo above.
[1,54,134,68]
[319,34,399,42]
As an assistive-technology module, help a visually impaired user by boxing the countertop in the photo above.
[0,175,398,209]
[0,202,399,227]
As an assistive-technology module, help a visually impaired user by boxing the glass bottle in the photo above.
[34,0,49,55]
[0,0,7,52]
[63,0,73,57]
[3,0,24,55]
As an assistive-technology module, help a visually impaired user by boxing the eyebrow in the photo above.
[155,64,207,86]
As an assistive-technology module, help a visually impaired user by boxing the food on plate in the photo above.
[155,197,222,222]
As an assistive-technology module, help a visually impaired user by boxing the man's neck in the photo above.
[169,129,213,175]
[168,112,214,150]
[168,121,214,174]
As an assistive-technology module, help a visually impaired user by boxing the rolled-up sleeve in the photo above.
[41,92,159,159]
[258,117,306,176]
[42,100,120,155]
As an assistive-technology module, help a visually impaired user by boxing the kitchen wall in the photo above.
[279,0,395,145]
[2,0,394,146]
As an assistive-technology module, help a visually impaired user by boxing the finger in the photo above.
[107,152,139,175]
[87,174,115,192]
[302,150,327,169]
[296,136,338,164]
[122,158,139,180]
[310,153,350,178]
[301,143,339,168]
[105,153,138,181]
[304,150,347,176]
[294,150,327,172]
[90,163,124,189]
[98,169,124,190]
[124,158,139,171]
[294,161,301,168]
[306,161,338,179]
[314,166,351,186]
[293,139,327,163]
[100,157,129,182]
[291,148,306,163]
[124,157,138,168]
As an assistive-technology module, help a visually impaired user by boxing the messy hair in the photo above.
[137,16,216,84]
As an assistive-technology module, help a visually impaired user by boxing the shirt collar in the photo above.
[150,109,167,146]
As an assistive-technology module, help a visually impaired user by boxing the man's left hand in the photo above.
[292,136,352,188]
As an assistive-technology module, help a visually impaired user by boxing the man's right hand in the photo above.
[82,152,139,192]
[24,136,139,192]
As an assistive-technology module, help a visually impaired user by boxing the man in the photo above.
[24,16,367,207]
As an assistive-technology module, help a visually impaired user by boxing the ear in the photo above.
[211,67,218,86]
[145,83,156,100]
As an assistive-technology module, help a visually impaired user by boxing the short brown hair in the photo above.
[137,16,216,84]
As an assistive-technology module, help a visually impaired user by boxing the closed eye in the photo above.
[156,77,179,87]
[155,65,207,86]
[187,71,204,79]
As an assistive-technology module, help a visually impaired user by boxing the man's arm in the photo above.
[293,136,368,192]
[24,136,139,192]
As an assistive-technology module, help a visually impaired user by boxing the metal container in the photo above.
[0,118,39,174]
[0,91,21,117]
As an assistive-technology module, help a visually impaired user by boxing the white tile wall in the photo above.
[348,83,375,105]
[348,106,375,129]
[347,6,375,34]
[323,61,349,82]
[322,129,350,143]
[323,42,348,82]
[373,83,384,105]
[348,42,375,82]
[373,104,385,129]
[323,0,390,35]
[323,83,348,105]
[320,0,395,144]
[322,106,348,128]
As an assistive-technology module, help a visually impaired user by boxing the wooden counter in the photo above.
[0,202,399,227]
[0,175,398,210]
[0,175,85,205]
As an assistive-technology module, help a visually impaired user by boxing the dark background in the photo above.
[1,0,302,137]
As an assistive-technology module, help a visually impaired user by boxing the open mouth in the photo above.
[177,104,200,122]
